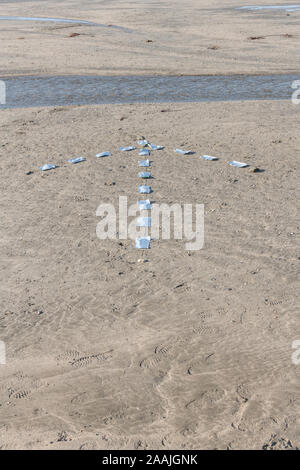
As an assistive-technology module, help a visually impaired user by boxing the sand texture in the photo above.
[0,0,300,76]
[0,100,299,449]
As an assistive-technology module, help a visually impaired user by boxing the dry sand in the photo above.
[0,0,299,451]
[0,100,299,450]
[0,0,300,76]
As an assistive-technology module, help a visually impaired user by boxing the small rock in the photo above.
[175,283,185,289]
[249,167,263,173]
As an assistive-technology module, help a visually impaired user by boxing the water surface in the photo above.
[0,74,298,108]
[0,15,132,31]
[238,5,300,12]
[0,16,98,25]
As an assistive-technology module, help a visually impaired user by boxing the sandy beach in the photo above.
[0,0,299,451]
[0,0,300,76]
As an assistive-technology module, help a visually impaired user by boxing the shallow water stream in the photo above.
[0,16,99,25]
[0,74,298,108]
[238,5,300,12]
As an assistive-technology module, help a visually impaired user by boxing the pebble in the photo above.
[249,167,263,173]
